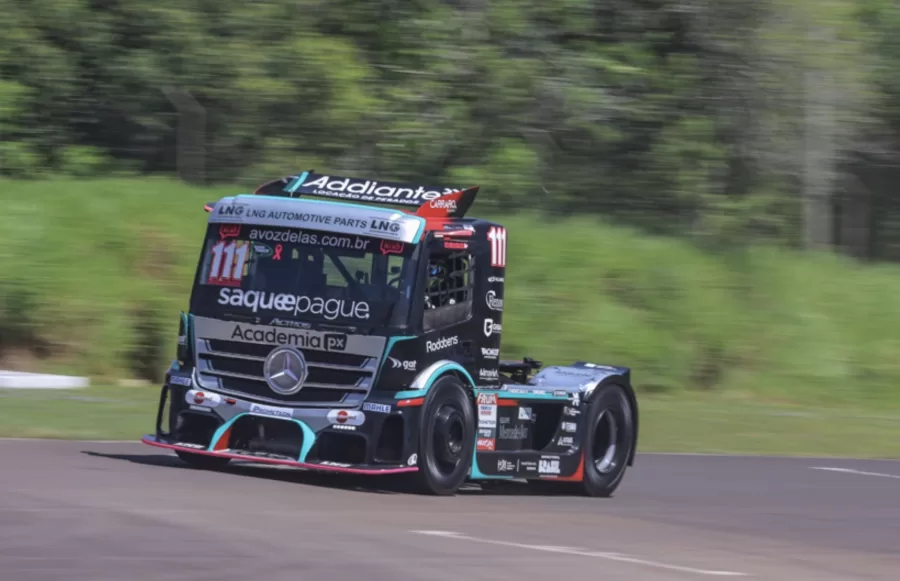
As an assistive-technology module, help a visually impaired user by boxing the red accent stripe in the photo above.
[213,427,231,451]
[141,436,418,475]
[549,453,585,482]
[496,399,518,407]
[397,397,425,407]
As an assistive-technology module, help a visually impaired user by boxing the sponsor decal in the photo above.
[518,407,533,421]
[218,288,370,321]
[219,224,241,239]
[370,219,402,237]
[572,393,581,407]
[380,240,405,255]
[320,461,352,467]
[476,437,496,451]
[299,174,461,204]
[478,428,494,438]
[176,442,207,450]
[497,459,515,472]
[485,290,503,312]
[479,368,499,381]
[483,318,502,337]
[426,335,458,353]
[189,405,211,413]
[241,207,366,229]
[429,198,457,212]
[387,357,417,372]
[488,226,507,268]
[269,318,311,329]
[249,403,293,419]
[216,202,248,217]
[231,324,347,352]
[557,436,574,447]
[552,390,567,397]
[519,459,538,472]
[327,409,366,426]
[251,242,274,257]
[362,402,391,414]
[330,424,357,431]
[552,368,601,380]
[477,393,497,405]
[504,387,552,396]
[481,347,499,359]
[499,416,510,425]
[248,227,370,251]
[563,406,580,417]
[539,456,561,475]
[477,393,498,429]
[170,375,192,387]
[487,276,504,283]
[562,421,577,432]
[498,424,528,440]
[407,454,418,466]
[443,240,468,250]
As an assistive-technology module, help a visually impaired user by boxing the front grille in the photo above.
[193,338,380,407]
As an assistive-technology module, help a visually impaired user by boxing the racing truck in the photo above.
[142,170,639,496]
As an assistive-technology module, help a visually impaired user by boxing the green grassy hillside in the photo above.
[1,178,899,410]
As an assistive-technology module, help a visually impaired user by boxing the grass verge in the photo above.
[1,387,898,457]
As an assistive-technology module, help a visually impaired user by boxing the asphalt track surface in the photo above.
[1,440,898,581]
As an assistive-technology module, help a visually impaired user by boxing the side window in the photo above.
[423,249,474,332]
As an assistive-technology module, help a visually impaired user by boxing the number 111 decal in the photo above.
[488,226,506,268]
[207,240,249,285]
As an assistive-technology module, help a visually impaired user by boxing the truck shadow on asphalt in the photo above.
[80,450,562,497]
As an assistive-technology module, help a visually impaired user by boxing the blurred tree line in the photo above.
[4,0,900,258]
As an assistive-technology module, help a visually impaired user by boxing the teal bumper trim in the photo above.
[207,413,316,462]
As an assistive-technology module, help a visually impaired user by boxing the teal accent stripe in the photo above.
[395,363,476,400]
[286,171,309,194]
[475,389,571,401]
[374,335,416,388]
[207,413,316,462]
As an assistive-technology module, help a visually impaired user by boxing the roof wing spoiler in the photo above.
[204,171,480,218]
[254,170,480,216]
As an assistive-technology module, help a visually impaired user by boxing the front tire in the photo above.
[413,375,476,495]
[176,450,231,470]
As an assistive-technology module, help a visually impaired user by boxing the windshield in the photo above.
[189,223,418,329]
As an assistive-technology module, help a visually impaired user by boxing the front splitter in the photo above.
[141,435,418,475]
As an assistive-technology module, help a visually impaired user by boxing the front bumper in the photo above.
[144,378,422,475]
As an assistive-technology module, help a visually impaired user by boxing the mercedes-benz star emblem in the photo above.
[263,346,308,396]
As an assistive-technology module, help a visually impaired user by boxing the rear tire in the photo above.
[413,375,475,495]
[530,383,635,497]
[176,450,231,470]
[579,383,634,497]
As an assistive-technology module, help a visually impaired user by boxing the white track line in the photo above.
[411,530,747,577]
[810,466,900,480]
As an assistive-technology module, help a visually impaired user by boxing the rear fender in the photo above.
[529,361,638,466]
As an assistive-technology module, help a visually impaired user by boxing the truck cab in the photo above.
[143,170,638,497]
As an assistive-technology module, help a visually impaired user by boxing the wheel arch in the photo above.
[394,360,477,402]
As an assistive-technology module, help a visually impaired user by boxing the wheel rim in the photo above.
[432,404,465,474]
[592,409,619,474]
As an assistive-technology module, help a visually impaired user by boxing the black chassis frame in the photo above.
[142,197,639,483]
